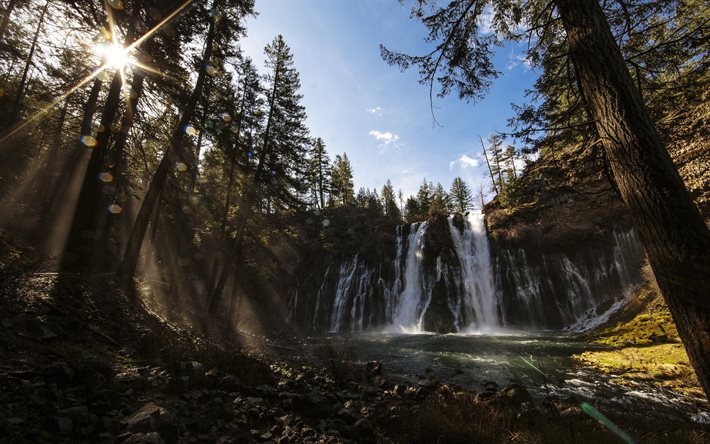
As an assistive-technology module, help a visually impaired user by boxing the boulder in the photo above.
[502,384,533,408]
[122,402,178,441]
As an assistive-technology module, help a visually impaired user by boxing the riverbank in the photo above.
[573,281,704,400]
[2,274,708,443]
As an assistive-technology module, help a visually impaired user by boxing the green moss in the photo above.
[574,344,703,398]
[576,283,705,398]
[588,286,679,348]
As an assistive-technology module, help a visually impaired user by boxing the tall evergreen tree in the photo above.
[449,177,473,214]
[203,34,309,327]
[330,153,354,206]
[416,179,433,217]
[307,137,330,209]
[381,179,400,220]
[431,182,449,214]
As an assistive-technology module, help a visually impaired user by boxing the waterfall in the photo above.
[390,222,428,330]
[291,213,645,334]
[329,256,360,332]
[447,213,498,330]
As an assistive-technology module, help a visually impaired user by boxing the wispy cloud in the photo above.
[366,106,383,115]
[507,50,532,71]
[369,129,400,145]
[449,154,480,170]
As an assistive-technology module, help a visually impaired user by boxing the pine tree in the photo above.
[307,137,330,209]
[431,182,449,214]
[416,179,432,217]
[404,196,420,224]
[330,153,354,206]
[381,179,400,220]
[203,34,309,327]
[449,177,473,214]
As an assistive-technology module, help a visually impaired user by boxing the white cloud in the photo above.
[369,130,400,145]
[449,154,480,170]
[478,7,494,35]
[507,51,532,71]
[366,106,383,115]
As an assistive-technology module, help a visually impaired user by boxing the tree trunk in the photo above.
[0,0,19,44]
[64,10,139,270]
[201,57,281,329]
[119,9,218,282]
[9,0,49,127]
[555,0,710,398]
[95,70,146,268]
[479,136,498,194]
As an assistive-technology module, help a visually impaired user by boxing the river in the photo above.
[305,332,710,425]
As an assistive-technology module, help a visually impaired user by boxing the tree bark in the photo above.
[119,7,219,282]
[555,0,710,398]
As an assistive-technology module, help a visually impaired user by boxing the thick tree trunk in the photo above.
[64,71,124,268]
[555,0,710,398]
[119,10,218,282]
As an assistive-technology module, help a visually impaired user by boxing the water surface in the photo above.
[305,332,709,424]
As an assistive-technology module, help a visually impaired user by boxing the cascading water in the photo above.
[390,222,428,331]
[447,213,498,330]
[289,212,645,334]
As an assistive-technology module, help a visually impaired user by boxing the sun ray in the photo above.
[0,0,202,147]
[128,0,198,53]
[131,60,182,83]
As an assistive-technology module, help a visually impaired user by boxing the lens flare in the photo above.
[101,43,130,70]
[107,204,122,214]
[80,135,98,147]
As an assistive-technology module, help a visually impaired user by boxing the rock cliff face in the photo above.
[286,210,645,334]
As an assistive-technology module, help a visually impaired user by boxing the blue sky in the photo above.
[241,0,538,199]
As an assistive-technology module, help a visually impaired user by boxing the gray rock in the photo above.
[40,325,58,340]
[43,362,74,384]
[122,432,166,444]
[122,402,177,440]
[176,361,205,386]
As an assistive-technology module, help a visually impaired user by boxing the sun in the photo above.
[100,43,130,70]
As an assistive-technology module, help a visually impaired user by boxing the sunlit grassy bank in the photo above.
[575,281,703,399]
